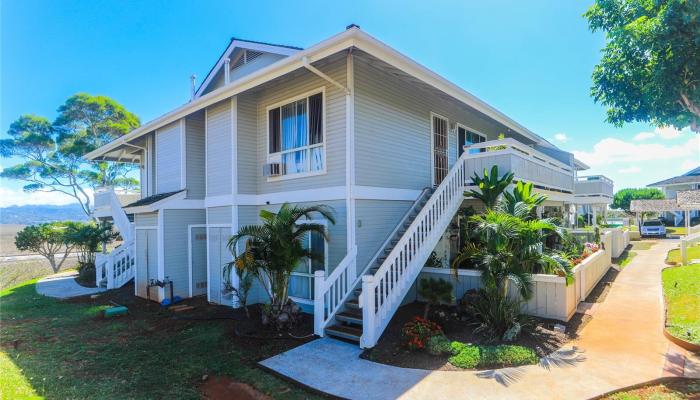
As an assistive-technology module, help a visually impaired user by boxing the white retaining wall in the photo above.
[605,227,631,258]
[416,231,613,322]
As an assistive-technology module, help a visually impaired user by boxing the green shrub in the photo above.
[425,334,452,355]
[448,342,538,369]
[402,316,443,350]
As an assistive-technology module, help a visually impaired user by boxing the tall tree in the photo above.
[584,0,700,132]
[0,94,140,216]
[612,187,665,212]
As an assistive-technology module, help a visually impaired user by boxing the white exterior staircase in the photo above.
[93,187,138,289]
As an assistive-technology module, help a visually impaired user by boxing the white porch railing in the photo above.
[313,246,357,335]
[359,149,472,348]
[96,241,135,289]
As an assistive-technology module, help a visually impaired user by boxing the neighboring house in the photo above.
[574,174,614,226]
[85,26,610,348]
[648,166,700,226]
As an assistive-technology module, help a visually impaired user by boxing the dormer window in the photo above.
[267,90,324,178]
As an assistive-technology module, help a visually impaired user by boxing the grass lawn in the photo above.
[0,258,77,290]
[613,249,637,269]
[662,264,700,345]
[666,226,687,236]
[666,244,700,265]
[601,379,700,399]
[0,280,320,399]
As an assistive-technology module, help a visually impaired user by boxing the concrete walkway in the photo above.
[36,271,106,299]
[261,240,681,400]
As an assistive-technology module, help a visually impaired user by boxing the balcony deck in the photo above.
[574,175,614,205]
[463,139,575,201]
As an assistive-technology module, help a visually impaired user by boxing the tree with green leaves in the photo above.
[15,222,75,273]
[227,203,335,327]
[612,187,665,212]
[467,165,515,209]
[500,181,547,219]
[584,0,700,132]
[0,94,140,216]
[418,278,454,319]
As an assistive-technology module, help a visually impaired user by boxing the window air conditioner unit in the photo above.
[263,162,283,177]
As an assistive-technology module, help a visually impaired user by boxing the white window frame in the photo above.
[456,122,488,155]
[266,87,327,182]
[289,219,328,305]
[430,113,449,186]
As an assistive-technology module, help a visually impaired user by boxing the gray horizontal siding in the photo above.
[156,121,183,194]
[206,100,232,197]
[237,205,267,305]
[236,55,346,194]
[355,199,413,275]
[354,54,530,190]
[185,111,206,199]
[207,206,232,225]
[135,212,158,227]
[163,209,206,298]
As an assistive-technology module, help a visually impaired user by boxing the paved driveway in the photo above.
[261,240,683,400]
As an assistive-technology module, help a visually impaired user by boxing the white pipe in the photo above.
[190,74,197,101]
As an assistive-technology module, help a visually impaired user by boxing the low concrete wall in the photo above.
[416,232,613,322]
[605,227,631,258]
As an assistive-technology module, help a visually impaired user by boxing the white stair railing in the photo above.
[313,246,357,335]
[108,190,134,243]
[359,151,471,348]
[95,241,135,289]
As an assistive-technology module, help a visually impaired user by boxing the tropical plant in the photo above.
[417,278,454,319]
[501,181,546,218]
[224,242,255,318]
[227,203,335,327]
[65,221,118,267]
[0,94,140,216]
[467,165,514,209]
[466,289,531,341]
[14,222,75,273]
[584,0,700,132]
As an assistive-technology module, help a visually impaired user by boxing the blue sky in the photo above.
[1,0,698,207]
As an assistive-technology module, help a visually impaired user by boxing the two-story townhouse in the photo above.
[648,166,700,225]
[86,26,601,348]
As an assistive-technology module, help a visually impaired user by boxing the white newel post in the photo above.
[314,270,325,336]
[360,275,375,348]
[106,255,114,289]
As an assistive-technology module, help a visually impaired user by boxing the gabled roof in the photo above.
[194,37,302,98]
[85,27,560,161]
[123,190,185,208]
[630,199,683,212]
[647,165,700,187]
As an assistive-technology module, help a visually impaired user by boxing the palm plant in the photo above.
[467,165,514,209]
[227,203,335,325]
[500,181,546,218]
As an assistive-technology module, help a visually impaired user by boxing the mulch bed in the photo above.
[585,266,620,303]
[360,301,579,371]
[200,376,272,400]
[66,283,315,357]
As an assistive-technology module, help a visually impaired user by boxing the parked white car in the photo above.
[641,219,666,238]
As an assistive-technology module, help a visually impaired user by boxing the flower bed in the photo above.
[414,232,613,321]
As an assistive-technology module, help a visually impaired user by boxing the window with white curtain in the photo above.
[268,92,324,177]
[288,224,327,302]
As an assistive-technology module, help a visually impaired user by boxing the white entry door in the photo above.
[207,227,233,304]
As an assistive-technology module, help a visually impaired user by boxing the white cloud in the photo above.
[618,166,641,174]
[0,187,93,208]
[553,133,568,142]
[680,159,698,171]
[572,135,699,167]
[633,126,689,141]
[633,132,655,141]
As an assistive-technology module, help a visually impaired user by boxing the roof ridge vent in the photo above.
[346,23,360,30]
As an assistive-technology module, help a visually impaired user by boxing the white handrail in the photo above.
[109,190,134,242]
[96,241,135,289]
[360,150,470,348]
[313,246,357,335]
[466,138,575,174]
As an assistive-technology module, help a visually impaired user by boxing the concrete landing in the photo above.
[261,240,680,400]
[36,271,106,299]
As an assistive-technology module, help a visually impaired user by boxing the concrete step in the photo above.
[335,310,363,325]
[325,324,362,342]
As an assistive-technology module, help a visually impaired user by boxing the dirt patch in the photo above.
[596,377,700,399]
[361,302,576,371]
[585,267,620,303]
[200,376,272,400]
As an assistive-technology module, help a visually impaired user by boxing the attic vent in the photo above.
[232,50,264,70]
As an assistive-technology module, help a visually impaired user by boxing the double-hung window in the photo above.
[268,91,324,177]
[457,125,486,156]
[288,223,327,303]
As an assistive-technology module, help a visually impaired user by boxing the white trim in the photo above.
[86,28,554,162]
[123,190,189,214]
[135,225,158,230]
[195,39,301,98]
[353,186,421,201]
[430,113,449,186]
[231,96,238,197]
[180,119,186,189]
[346,51,356,253]
[157,210,165,301]
[205,209,210,302]
[455,122,487,149]
[289,219,329,304]
[204,108,209,197]
[187,224,208,298]
[265,87,327,181]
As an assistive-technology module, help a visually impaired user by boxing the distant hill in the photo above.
[0,204,90,225]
